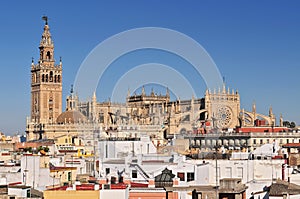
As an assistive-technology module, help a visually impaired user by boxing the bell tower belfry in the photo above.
[31,16,62,124]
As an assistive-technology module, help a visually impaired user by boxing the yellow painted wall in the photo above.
[44,190,99,199]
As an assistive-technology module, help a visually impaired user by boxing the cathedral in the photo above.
[26,18,286,151]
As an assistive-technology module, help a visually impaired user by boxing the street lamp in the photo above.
[214,145,219,199]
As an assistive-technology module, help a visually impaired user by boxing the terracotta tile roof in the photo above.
[282,143,300,148]
[48,183,128,191]
[269,180,300,196]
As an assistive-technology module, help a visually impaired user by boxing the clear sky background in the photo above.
[0,1,299,135]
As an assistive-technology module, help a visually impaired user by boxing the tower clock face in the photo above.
[216,106,232,128]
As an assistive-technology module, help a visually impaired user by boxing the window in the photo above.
[68,172,71,181]
[49,71,53,82]
[260,139,263,144]
[280,139,283,144]
[237,167,243,178]
[225,167,232,178]
[253,139,256,145]
[132,170,137,178]
[46,51,51,60]
[99,113,104,123]
[105,168,110,175]
[187,172,194,182]
[267,139,270,144]
[287,139,289,144]
[177,172,185,181]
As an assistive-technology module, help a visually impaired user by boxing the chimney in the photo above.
[123,177,131,185]
[94,184,100,190]
[98,177,107,185]
[173,177,179,186]
[148,178,155,188]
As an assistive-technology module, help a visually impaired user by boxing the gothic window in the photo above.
[57,75,61,83]
[46,51,51,60]
[42,74,45,82]
[49,71,53,82]
[54,75,57,83]
[45,74,48,82]
[99,113,104,123]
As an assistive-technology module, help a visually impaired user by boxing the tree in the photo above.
[283,121,291,127]
[44,147,49,152]
[291,122,296,128]
[283,121,297,128]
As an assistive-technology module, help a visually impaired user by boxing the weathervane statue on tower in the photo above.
[42,15,48,25]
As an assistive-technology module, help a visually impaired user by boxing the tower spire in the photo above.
[222,76,226,93]
[142,86,145,96]
[70,84,74,94]
[166,87,170,97]
[252,101,256,113]
[40,16,54,53]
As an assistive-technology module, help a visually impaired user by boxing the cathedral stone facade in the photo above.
[204,85,240,129]
[26,19,285,151]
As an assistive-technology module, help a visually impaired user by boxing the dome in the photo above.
[56,110,87,124]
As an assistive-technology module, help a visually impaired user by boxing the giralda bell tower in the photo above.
[30,16,62,124]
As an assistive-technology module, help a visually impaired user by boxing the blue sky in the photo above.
[0,1,299,135]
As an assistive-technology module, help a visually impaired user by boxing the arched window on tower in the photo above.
[58,75,61,83]
[45,74,48,82]
[46,51,51,60]
[49,71,53,82]
[54,75,57,83]
[42,74,45,82]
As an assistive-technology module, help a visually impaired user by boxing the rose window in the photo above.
[216,106,232,128]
